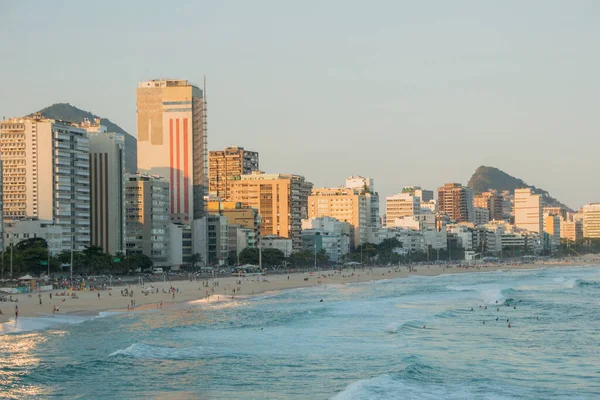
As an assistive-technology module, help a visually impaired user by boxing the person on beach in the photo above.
[98,293,101,299]
[15,305,19,320]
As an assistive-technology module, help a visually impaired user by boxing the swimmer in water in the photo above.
[470,308,474,311]
[319,299,323,302]
[496,317,498,321]
[508,323,511,328]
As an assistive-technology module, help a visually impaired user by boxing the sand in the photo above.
[1,257,598,325]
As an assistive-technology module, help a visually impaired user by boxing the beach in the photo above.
[1,257,596,325]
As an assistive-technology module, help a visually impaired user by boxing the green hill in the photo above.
[31,103,137,173]
[467,166,570,210]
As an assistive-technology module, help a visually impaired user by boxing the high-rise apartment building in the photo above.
[544,214,561,251]
[560,219,583,243]
[125,174,170,264]
[474,190,504,221]
[230,171,312,251]
[308,186,373,248]
[514,188,542,233]
[346,176,380,229]
[88,132,125,255]
[136,79,207,223]
[206,200,261,233]
[386,193,421,226]
[437,183,474,223]
[582,203,600,239]
[79,118,138,174]
[209,146,259,200]
[1,117,90,251]
[402,186,434,203]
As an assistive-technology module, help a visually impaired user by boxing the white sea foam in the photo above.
[109,343,206,359]
[0,311,121,335]
[383,322,402,333]
[331,373,495,400]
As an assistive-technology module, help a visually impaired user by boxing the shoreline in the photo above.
[1,259,598,329]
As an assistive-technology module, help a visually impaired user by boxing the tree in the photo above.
[262,248,285,267]
[123,254,153,273]
[287,250,313,267]
[189,253,203,270]
[316,248,329,267]
[239,248,259,265]
[376,238,402,264]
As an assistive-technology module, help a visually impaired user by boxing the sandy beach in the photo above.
[1,257,598,325]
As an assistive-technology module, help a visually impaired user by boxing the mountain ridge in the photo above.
[467,165,570,210]
[30,103,137,173]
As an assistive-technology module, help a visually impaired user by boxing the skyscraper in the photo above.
[209,146,259,200]
[136,79,207,223]
[88,132,126,255]
[437,183,474,223]
[514,188,542,233]
[0,117,90,251]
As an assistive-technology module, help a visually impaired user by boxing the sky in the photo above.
[0,0,599,209]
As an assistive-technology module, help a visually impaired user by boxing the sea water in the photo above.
[1,266,600,399]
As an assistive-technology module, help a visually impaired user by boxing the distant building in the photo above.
[345,176,380,230]
[386,193,420,225]
[125,174,170,265]
[474,207,490,226]
[560,219,583,243]
[4,220,63,255]
[260,235,292,257]
[543,214,561,251]
[209,146,259,200]
[231,171,312,251]
[474,191,504,221]
[514,188,542,233]
[582,203,600,239]
[0,117,91,251]
[194,215,228,266]
[437,183,474,223]
[206,200,261,234]
[301,216,351,263]
[136,79,207,223]
[87,132,126,255]
[402,186,434,202]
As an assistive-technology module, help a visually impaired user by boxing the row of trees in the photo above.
[0,238,153,278]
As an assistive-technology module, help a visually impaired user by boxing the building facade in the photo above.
[194,215,228,266]
[230,171,312,251]
[136,79,207,223]
[88,132,126,255]
[301,216,351,263]
[124,174,170,265]
[437,183,474,223]
[514,188,542,233]
[474,190,504,221]
[385,193,421,225]
[1,117,90,251]
[208,146,259,200]
[582,203,600,239]
[4,220,63,256]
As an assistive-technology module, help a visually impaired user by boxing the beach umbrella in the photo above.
[18,274,34,280]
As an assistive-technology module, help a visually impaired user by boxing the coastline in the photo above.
[1,259,598,328]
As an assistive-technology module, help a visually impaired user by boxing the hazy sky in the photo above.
[1,0,598,209]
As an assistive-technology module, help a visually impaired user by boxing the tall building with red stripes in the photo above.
[136,79,207,224]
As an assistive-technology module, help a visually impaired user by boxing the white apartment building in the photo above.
[514,188,542,233]
[345,175,380,230]
[302,216,351,262]
[1,117,91,251]
[260,235,293,257]
[4,219,63,255]
[582,203,600,239]
[375,228,425,255]
[87,132,126,255]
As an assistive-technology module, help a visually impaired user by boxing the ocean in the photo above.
[1,266,599,399]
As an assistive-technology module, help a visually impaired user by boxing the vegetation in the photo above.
[0,238,152,278]
[467,165,570,209]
